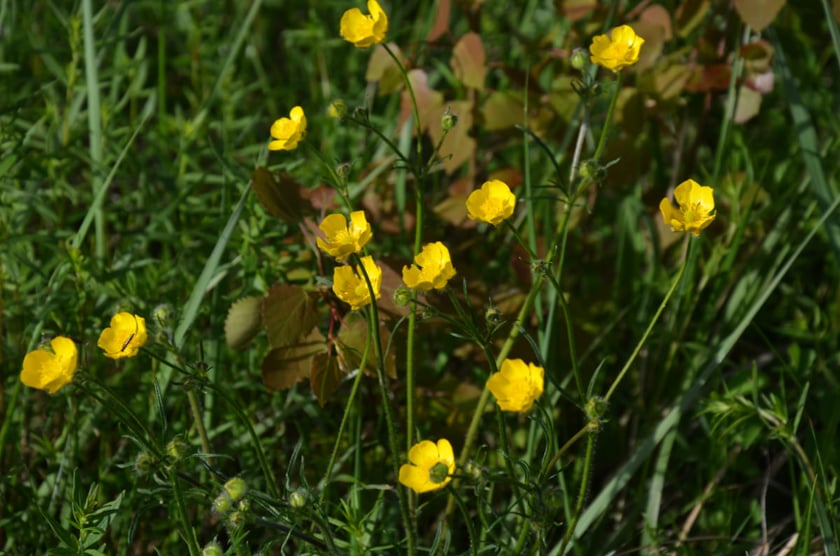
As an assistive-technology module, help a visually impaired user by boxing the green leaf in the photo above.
[261,327,326,392]
[251,167,305,224]
[310,352,344,406]
[262,284,320,348]
[225,295,263,349]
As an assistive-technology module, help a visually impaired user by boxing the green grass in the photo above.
[2,1,840,554]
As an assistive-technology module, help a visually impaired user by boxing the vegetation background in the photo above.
[2,0,840,554]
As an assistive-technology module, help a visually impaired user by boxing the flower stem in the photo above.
[186,389,211,458]
[592,71,623,164]
[603,237,691,403]
[355,255,416,554]
[558,430,596,554]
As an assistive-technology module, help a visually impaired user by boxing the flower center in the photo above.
[428,462,450,484]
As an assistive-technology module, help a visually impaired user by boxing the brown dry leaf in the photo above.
[451,32,486,90]
[366,43,405,95]
[427,0,451,42]
[428,99,475,174]
[400,69,444,133]
[733,0,786,32]
[730,85,762,124]
[262,327,327,392]
[557,0,598,22]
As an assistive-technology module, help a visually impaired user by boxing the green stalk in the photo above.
[320,332,371,503]
[169,468,201,556]
[81,0,104,257]
[592,71,623,164]
[558,431,596,554]
[354,255,415,554]
[186,390,211,458]
[603,238,691,403]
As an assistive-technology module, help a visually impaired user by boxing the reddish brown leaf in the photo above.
[335,312,397,379]
[427,0,451,42]
[262,284,320,348]
[310,352,344,406]
[225,296,263,349]
[451,32,486,90]
[261,327,327,392]
[733,0,786,32]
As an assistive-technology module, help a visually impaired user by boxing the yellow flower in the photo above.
[466,179,516,226]
[402,242,456,291]
[589,25,645,72]
[20,336,78,394]
[398,439,455,494]
[487,358,544,413]
[659,179,716,237]
[340,0,388,48]
[316,211,373,261]
[333,256,382,311]
[98,312,148,359]
[269,106,307,151]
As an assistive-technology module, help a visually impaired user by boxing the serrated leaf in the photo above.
[261,327,326,392]
[310,352,344,406]
[733,0,785,32]
[336,312,397,379]
[262,284,320,348]
[251,167,305,224]
[451,32,485,90]
[225,295,263,349]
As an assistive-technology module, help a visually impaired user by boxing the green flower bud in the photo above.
[224,477,248,502]
[336,162,352,180]
[166,438,189,462]
[329,100,347,119]
[584,396,608,424]
[134,451,155,476]
[213,493,232,515]
[441,108,458,131]
[202,541,224,556]
[289,488,308,509]
[393,286,412,307]
[570,47,588,71]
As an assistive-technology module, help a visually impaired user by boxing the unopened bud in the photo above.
[570,47,588,71]
[202,541,224,556]
[393,286,412,307]
[441,109,458,131]
[328,100,347,119]
[224,477,248,502]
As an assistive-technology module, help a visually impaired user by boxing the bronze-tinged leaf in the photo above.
[427,0,451,42]
[451,32,486,90]
[225,296,263,349]
[262,284,320,348]
[366,43,405,95]
[251,167,304,224]
[556,0,598,22]
[399,69,444,133]
[733,0,785,32]
[481,91,523,131]
[261,327,327,392]
[729,85,762,124]
[336,312,397,379]
[310,352,344,406]
[427,99,475,175]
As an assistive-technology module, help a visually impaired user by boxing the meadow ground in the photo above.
[2,1,840,554]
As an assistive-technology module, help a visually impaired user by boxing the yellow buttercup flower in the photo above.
[659,179,716,237]
[340,0,388,48]
[398,439,455,494]
[316,211,373,261]
[269,106,307,151]
[333,256,382,311]
[20,336,78,394]
[589,25,645,72]
[487,358,544,413]
[98,312,148,359]
[402,242,456,291]
[466,179,516,226]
